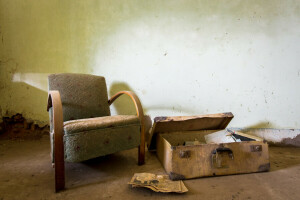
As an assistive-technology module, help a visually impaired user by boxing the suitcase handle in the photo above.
[212,147,234,168]
[212,147,234,159]
[213,147,232,153]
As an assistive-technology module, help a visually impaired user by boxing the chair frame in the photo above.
[47,90,145,192]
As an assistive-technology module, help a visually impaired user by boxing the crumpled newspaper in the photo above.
[128,173,188,193]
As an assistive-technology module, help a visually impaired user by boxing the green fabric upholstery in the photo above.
[64,118,140,162]
[48,73,110,122]
[48,73,142,163]
[64,115,140,135]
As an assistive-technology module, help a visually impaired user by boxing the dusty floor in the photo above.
[0,136,300,200]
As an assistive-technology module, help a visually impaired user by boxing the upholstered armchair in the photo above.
[47,73,146,192]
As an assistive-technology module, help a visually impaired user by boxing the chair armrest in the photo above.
[108,91,145,165]
[108,91,144,121]
[47,90,65,188]
[47,90,64,132]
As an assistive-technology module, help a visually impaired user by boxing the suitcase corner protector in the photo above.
[168,172,186,180]
[258,163,271,172]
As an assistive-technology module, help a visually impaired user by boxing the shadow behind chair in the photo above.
[47,73,145,192]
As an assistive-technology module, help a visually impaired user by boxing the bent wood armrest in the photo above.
[47,90,65,192]
[108,91,145,165]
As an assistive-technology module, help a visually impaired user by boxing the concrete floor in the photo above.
[0,136,300,200]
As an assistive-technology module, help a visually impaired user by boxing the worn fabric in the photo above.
[48,73,142,163]
[64,124,141,162]
[48,73,111,122]
[50,115,141,163]
[62,115,140,162]
[64,115,140,135]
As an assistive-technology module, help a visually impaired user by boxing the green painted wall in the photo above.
[0,0,299,128]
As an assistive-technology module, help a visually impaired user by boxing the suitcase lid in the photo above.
[147,112,234,150]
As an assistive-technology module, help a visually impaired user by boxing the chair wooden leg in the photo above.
[138,125,145,165]
[54,160,65,192]
[138,144,145,165]
[54,125,65,192]
[54,134,65,192]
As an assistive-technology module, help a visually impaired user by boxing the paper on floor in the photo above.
[128,173,188,193]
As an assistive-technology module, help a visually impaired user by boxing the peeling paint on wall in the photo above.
[0,113,49,140]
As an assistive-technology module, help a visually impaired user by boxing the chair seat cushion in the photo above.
[61,115,141,162]
[63,115,140,135]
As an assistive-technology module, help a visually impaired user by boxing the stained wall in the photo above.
[0,0,299,129]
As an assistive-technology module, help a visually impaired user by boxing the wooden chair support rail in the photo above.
[108,91,145,165]
[47,90,65,192]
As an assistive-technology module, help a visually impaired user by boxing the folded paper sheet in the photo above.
[204,130,236,144]
[204,129,263,144]
[128,173,188,193]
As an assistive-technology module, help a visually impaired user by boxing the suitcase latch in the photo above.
[212,147,234,168]
[250,145,262,152]
[179,150,191,158]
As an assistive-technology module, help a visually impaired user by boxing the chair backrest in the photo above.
[48,73,111,122]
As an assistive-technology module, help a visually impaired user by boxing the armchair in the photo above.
[47,73,145,192]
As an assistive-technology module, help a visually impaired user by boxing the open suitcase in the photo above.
[147,112,270,180]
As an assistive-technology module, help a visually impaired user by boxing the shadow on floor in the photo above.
[64,148,163,190]
[63,146,300,190]
[269,146,300,171]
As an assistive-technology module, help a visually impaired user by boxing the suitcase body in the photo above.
[148,113,270,180]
